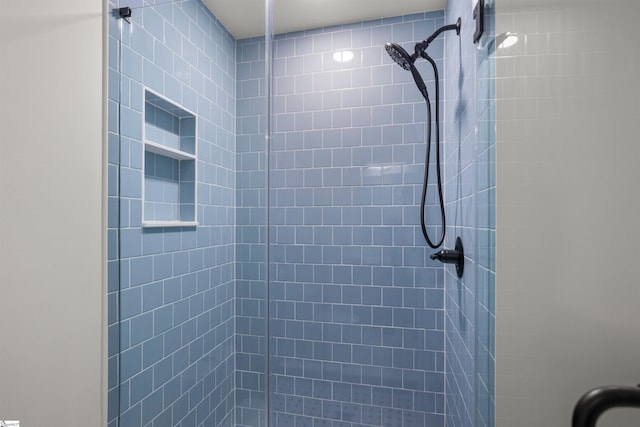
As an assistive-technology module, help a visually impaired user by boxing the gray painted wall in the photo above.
[496,1,640,426]
[0,1,106,425]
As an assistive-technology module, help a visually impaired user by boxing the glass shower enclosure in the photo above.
[109,1,244,425]
[107,0,495,426]
[260,3,449,427]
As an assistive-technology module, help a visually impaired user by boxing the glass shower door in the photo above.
[235,2,270,425]
[474,1,496,426]
[108,1,248,426]
[266,2,449,426]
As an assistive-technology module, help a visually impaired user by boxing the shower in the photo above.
[385,18,461,249]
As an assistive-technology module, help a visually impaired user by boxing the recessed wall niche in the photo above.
[142,89,198,227]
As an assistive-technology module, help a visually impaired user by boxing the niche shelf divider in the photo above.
[142,88,198,228]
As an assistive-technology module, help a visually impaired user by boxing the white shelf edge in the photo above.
[145,87,198,117]
[142,221,199,228]
[144,140,196,161]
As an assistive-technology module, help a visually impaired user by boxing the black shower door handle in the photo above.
[572,385,640,427]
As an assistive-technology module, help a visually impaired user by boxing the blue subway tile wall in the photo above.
[235,35,268,427]
[108,1,236,426]
[443,1,496,427]
[442,1,476,426]
[252,11,448,427]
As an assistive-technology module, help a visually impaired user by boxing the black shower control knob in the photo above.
[430,249,460,263]
[429,237,464,278]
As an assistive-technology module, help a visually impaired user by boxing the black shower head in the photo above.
[385,42,428,99]
[385,18,461,100]
[385,43,415,71]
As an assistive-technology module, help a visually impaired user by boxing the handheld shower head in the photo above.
[384,18,462,249]
[385,42,428,99]
[384,43,414,71]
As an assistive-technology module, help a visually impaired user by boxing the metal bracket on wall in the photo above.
[118,7,132,23]
[473,0,484,44]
